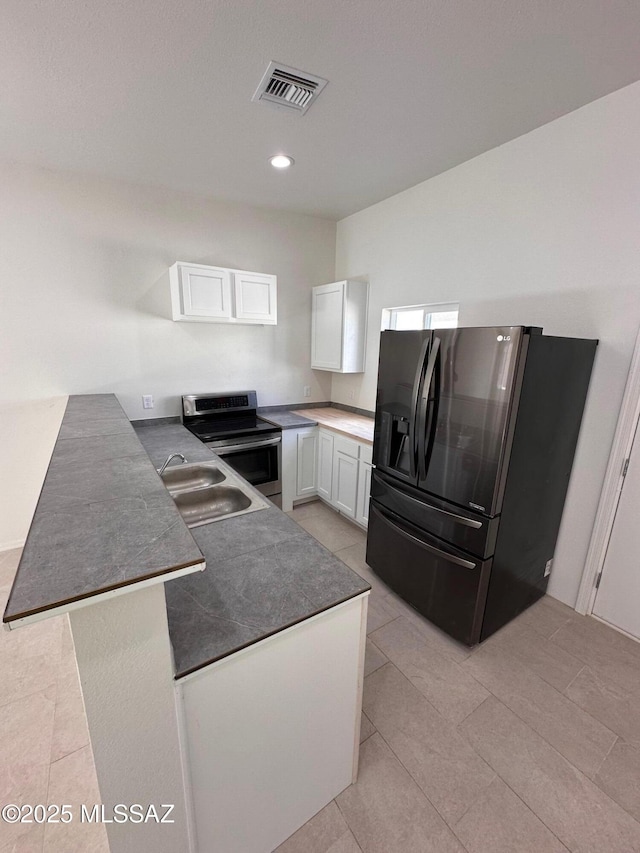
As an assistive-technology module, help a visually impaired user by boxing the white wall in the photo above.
[333,81,640,607]
[0,163,335,548]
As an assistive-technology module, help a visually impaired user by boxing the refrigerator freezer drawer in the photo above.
[366,502,492,646]
[370,470,499,559]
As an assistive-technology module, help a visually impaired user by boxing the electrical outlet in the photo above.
[348,391,356,401]
[142,395,154,410]
[303,386,311,398]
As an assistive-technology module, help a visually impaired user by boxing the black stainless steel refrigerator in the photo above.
[366,325,597,645]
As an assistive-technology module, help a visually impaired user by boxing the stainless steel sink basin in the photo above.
[161,463,225,493]
[160,459,269,527]
[173,485,252,526]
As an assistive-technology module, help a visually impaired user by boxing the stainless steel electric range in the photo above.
[182,391,282,501]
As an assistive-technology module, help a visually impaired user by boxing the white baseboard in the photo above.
[0,539,25,554]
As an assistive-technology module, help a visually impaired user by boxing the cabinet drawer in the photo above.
[360,443,373,465]
[334,435,360,459]
[366,503,491,645]
[371,469,498,559]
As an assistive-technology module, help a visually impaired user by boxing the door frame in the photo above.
[576,324,640,615]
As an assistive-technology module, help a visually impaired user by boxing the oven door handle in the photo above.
[214,437,282,454]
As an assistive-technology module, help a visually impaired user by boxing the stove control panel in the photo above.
[182,391,258,420]
[196,395,249,411]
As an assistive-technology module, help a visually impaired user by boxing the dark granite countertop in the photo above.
[257,404,375,435]
[3,395,205,626]
[134,421,371,679]
[257,409,318,429]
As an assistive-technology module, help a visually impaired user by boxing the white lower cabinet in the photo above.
[356,460,372,527]
[285,425,373,526]
[317,429,335,501]
[296,430,318,497]
[332,451,359,518]
[281,426,317,512]
[177,595,368,853]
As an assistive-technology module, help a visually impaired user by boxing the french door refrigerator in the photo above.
[367,325,597,645]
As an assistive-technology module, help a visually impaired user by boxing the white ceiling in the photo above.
[2,0,640,220]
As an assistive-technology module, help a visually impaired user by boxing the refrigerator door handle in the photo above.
[409,336,431,479]
[371,505,477,569]
[418,336,441,480]
[423,336,442,478]
[380,477,483,529]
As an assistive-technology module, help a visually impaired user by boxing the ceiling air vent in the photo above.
[252,62,328,115]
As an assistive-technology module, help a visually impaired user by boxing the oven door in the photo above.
[207,435,282,498]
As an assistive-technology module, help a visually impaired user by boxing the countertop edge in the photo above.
[258,413,318,429]
[173,589,370,680]
[258,406,374,442]
[3,394,205,626]
[3,558,206,629]
[295,407,374,445]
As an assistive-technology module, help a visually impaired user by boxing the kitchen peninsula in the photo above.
[3,395,370,853]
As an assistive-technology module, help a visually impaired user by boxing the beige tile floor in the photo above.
[0,548,108,853]
[2,499,640,853]
[280,500,640,853]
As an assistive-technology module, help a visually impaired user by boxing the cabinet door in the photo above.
[311,283,345,370]
[333,451,358,518]
[296,431,318,497]
[179,265,233,319]
[317,430,335,502]
[234,272,277,324]
[356,461,372,527]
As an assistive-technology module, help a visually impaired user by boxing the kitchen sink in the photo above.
[161,463,225,493]
[160,460,269,527]
[173,485,252,526]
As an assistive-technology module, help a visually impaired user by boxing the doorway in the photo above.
[592,419,640,639]
[577,326,640,640]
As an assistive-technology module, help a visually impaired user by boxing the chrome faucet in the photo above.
[157,453,187,475]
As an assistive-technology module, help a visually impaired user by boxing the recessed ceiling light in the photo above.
[269,154,294,169]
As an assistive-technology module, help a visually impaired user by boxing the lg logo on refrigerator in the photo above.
[496,335,511,342]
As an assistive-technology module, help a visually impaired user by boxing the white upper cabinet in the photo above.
[177,264,233,320]
[169,262,277,324]
[233,271,277,324]
[311,280,368,372]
